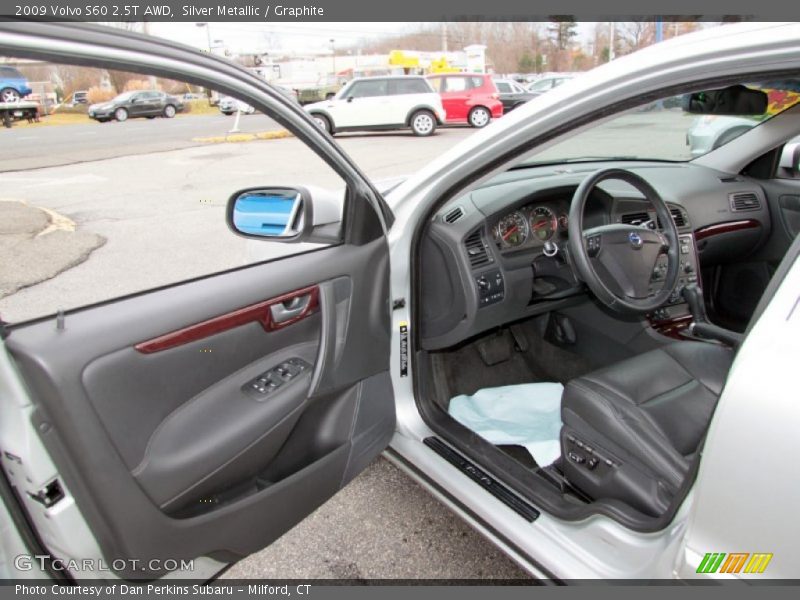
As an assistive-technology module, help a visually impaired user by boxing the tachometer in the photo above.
[530,206,558,241]
[493,211,529,249]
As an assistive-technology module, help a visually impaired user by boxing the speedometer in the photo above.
[493,212,529,249]
[530,206,558,241]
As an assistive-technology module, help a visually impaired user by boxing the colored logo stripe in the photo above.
[697,553,725,573]
[697,552,773,574]
[744,553,773,574]
[720,553,749,574]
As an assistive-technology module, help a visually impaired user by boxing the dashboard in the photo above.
[419,161,772,350]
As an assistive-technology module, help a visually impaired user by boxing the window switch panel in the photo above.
[243,358,310,398]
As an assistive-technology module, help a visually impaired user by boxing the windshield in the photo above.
[520,80,800,165]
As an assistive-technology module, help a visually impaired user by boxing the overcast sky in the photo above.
[146,21,600,55]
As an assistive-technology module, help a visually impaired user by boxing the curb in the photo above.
[192,129,293,144]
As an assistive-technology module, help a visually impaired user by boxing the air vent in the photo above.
[669,207,687,227]
[443,206,464,224]
[730,192,761,212]
[620,212,649,225]
[464,229,492,269]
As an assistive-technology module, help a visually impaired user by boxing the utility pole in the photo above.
[196,22,212,52]
[330,38,336,75]
[608,22,615,61]
[441,22,448,52]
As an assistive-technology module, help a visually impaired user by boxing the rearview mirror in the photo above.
[226,186,344,244]
[682,85,768,115]
[227,188,306,240]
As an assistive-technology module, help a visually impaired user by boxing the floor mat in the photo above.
[448,382,564,467]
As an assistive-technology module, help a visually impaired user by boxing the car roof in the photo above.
[348,75,426,82]
[427,72,488,77]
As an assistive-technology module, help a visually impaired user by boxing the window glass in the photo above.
[0,59,344,323]
[391,78,431,95]
[527,79,553,92]
[496,82,511,93]
[516,79,800,165]
[348,79,389,98]
[470,77,485,89]
[427,77,443,92]
[444,77,468,92]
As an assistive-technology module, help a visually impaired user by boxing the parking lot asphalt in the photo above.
[1,113,283,171]
[221,458,531,580]
[0,127,475,322]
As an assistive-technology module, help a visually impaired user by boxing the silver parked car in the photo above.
[218,95,255,115]
[1,21,800,584]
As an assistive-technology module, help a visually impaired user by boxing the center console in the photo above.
[648,233,701,337]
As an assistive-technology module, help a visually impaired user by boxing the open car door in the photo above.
[0,22,395,580]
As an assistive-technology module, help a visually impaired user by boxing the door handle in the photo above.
[270,294,311,324]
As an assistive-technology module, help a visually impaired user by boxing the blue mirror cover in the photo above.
[231,192,299,237]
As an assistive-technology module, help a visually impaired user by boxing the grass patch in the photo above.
[9,112,93,128]
[192,129,293,143]
[180,99,220,116]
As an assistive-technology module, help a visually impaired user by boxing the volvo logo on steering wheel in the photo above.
[628,232,644,249]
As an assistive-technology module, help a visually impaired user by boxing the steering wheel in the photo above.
[567,168,680,314]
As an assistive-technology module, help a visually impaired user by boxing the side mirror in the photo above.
[346,96,354,103]
[682,85,768,116]
[226,186,343,243]
[778,141,800,178]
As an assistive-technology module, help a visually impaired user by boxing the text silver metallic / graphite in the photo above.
[181,5,325,18]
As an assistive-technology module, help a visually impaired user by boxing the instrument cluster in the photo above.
[491,203,569,251]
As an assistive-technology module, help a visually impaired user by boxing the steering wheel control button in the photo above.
[476,269,505,307]
[243,358,311,399]
[586,235,601,257]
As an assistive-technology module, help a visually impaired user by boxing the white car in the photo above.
[2,21,800,585]
[304,76,446,137]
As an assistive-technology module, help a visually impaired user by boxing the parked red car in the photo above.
[425,73,503,128]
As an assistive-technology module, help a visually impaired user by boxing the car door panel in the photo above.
[128,94,145,116]
[4,237,394,576]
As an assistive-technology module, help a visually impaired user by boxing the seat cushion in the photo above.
[560,341,734,516]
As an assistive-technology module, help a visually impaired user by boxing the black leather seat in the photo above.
[560,341,734,516]
[558,234,799,516]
